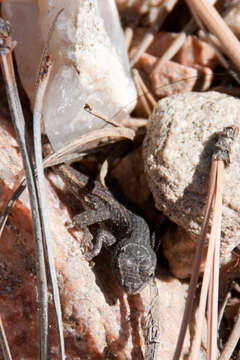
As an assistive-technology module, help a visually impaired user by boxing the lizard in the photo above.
[54,162,157,295]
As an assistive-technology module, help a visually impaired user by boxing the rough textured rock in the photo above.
[2,0,136,150]
[137,53,213,98]
[143,91,240,273]
[146,32,217,68]
[0,114,190,359]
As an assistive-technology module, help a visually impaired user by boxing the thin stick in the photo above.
[135,71,157,108]
[35,8,63,90]
[84,104,123,128]
[152,32,186,75]
[185,0,240,73]
[172,160,217,360]
[207,161,223,360]
[144,279,161,360]
[191,163,219,360]
[218,290,231,327]
[219,303,240,360]
[130,0,179,67]
[33,55,65,360]
[124,26,134,51]
[0,317,12,360]
[191,126,239,360]
[0,178,26,238]
[0,18,48,360]
[192,9,240,85]
[132,69,151,116]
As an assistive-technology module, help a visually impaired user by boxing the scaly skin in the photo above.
[56,163,157,294]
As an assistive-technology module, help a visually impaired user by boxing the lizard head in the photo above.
[113,243,157,294]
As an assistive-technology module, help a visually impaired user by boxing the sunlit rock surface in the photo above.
[0,112,190,359]
[2,0,137,149]
[143,92,240,272]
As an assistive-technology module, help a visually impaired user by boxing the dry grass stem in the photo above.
[135,70,157,108]
[173,160,217,360]
[33,54,65,360]
[0,18,48,360]
[124,26,134,51]
[152,32,186,75]
[219,303,240,360]
[84,104,123,128]
[144,279,161,360]
[191,160,220,360]
[132,69,152,116]
[0,317,12,360]
[130,0,179,67]
[218,290,231,327]
[185,0,240,73]
[121,117,148,128]
[207,161,224,360]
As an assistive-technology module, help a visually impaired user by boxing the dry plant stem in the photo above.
[84,105,123,128]
[124,26,134,51]
[134,71,157,108]
[218,290,231,327]
[219,303,240,360]
[44,127,135,167]
[0,317,12,360]
[152,16,198,75]
[152,32,186,75]
[132,69,151,116]
[185,0,240,73]
[0,178,26,238]
[144,279,161,360]
[172,160,217,360]
[121,117,148,128]
[33,56,65,360]
[0,25,48,360]
[195,17,240,85]
[192,159,223,360]
[35,9,63,90]
[207,161,223,360]
[129,0,179,67]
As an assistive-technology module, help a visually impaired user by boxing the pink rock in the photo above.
[162,224,206,279]
[0,114,190,359]
[147,32,217,68]
[137,53,212,97]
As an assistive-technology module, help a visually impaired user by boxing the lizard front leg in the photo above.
[72,209,117,259]
[86,228,117,260]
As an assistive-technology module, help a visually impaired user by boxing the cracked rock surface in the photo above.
[143,91,240,275]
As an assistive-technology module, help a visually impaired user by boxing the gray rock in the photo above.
[143,91,240,267]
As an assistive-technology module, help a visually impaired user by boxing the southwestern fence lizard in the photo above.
[55,163,157,294]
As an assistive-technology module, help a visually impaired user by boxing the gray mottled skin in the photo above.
[56,163,157,294]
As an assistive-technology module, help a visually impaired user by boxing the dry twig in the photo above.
[185,0,240,73]
[173,126,239,360]
[0,18,48,360]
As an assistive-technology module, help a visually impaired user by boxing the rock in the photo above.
[143,91,240,273]
[2,0,136,150]
[137,53,213,97]
[112,146,165,225]
[146,32,217,68]
[162,224,207,279]
[0,113,190,359]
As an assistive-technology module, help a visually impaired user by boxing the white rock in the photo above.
[143,91,240,266]
[2,0,137,149]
